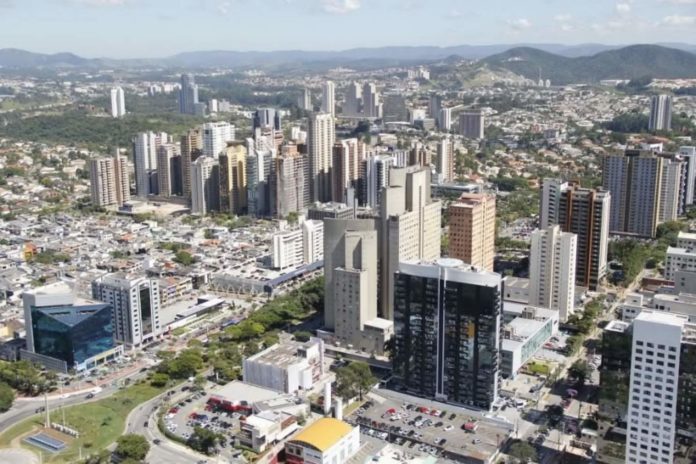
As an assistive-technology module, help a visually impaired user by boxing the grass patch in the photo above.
[0,381,163,463]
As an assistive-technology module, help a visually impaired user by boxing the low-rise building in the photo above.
[285,418,360,464]
[242,335,325,394]
[238,410,299,453]
[501,304,559,378]
[665,232,696,280]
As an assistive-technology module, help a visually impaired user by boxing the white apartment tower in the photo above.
[91,274,161,347]
[648,95,672,132]
[308,112,335,203]
[89,152,130,207]
[202,121,235,157]
[191,156,219,215]
[625,311,686,464]
[321,81,336,117]
[529,225,577,322]
[302,219,324,264]
[436,137,454,182]
[110,87,125,118]
[133,131,163,197]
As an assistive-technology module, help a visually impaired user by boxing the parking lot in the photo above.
[345,394,511,462]
[161,386,240,451]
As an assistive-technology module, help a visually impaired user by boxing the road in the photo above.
[125,386,215,464]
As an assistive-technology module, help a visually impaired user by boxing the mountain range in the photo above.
[1,44,696,84]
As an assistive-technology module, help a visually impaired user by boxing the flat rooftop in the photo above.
[605,320,631,333]
[246,339,317,368]
[211,380,280,404]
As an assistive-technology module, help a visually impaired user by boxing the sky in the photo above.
[0,0,694,58]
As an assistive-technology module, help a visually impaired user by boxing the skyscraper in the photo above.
[363,153,394,209]
[202,121,235,157]
[429,94,442,126]
[246,140,274,217]
[436,137,454,182]
[181,128,202,200]
[541,179,610,290]
[602,150,684,238]
[448,193,496,272]
[332,138,365,204]
[362,82,382,119]
[253,108,281,132]
[179,73,199,115]
[458,110,485,139]
[133,131,164,197]
[625,311,696,464]
[379,166,442,319]
[218,143,248,215]
[393,259,502,410]
[321,80,336,117]
[679,146,696,206]
[649,94,672,132]
[343,82,362,117]
[89,151,130,207]
[298,88,312,111]
[529,225,577,321]
[191,156,220,215]
[92,274,162,348]
[438,107,452,132]
[110,87,125,118]
[308,112,335,203]
[156,144,180,197]
[274,146,309,218]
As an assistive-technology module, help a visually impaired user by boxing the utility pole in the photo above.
[44,393,50,428]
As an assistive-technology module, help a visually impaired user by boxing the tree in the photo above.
[568,360,594,386]
[174,250,195,266]
[187,426,222,455]
[335,361,377,401]
[115,434,150,462]
[149,372,170,388]
[508,441,538,463]
[0,381,14,412]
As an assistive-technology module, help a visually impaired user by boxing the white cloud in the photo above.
[506,18,532,30]
[553,14,572,22]
[616,2,631,13]
[659,0,696,4]
[661,14,696,25]
[217,0,231,15]
[321,0,360,14]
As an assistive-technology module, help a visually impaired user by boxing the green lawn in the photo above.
[0,381,163,463]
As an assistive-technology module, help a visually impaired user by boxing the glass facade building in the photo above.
[392,260,502,410]
[31,304,114,369]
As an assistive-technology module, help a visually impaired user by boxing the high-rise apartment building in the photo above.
[379,166,442,319]
[179,74,199,115]
[110,87,125,118]
[191,156,220,215]
[253,108,281,132]
[436,137,454,182]
[218,143,248,215]
[458,110,485,139]
[181,128,202,200]
[321,81,336,117]
[439,107,452,132]
[308,112,335,203]
[392,259,502,410]
[448,193,496,272]
[343,82,362,117]
[298,88,312,111]
[541,179,610,290]
[156,144,181,197]
[89,152,130,207]
[363,154,394,209]
[649,94,672,132]
[202,121,235,157]
[429,94,442,126]
[276,146,310,218]
[246,140,275,217]
[603,150,684,238]
[625,311,696,464]
[529,225,577,321]
[133,131,165,197]
[332,138,365,204]
[92,274,161,348]
[362,82,382,119]
[303,219,324,264]
[679,146,696,206]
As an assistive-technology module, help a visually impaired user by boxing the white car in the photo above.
[444,425,454,432]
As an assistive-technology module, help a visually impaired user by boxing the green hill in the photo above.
[482,44,696,85]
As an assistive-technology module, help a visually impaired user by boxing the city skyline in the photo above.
[0,0,694,58]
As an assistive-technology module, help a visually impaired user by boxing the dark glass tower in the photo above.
[392,259,502,410]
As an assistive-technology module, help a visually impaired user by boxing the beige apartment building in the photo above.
[448,193,496,271]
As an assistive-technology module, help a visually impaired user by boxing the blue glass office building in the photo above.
[31,304,115,369]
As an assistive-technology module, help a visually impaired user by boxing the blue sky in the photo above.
[0,0,694,57]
